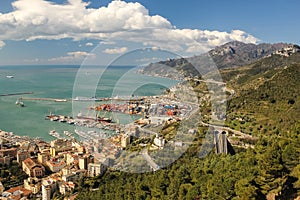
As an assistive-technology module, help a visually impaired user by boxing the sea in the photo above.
[0,65,177,141]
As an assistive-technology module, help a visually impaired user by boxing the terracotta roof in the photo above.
[23,158,36,168]
[23,158,44,170]
[6,186,32,200]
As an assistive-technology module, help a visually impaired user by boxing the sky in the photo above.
[0,0,299,65]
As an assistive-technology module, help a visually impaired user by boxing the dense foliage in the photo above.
[75,54,300,199]
[76,134,299,200]
[0,162,28,189]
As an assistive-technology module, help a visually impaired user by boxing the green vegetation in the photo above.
[225,55,300,137]
[0,162,28,189]
[76,134,300,200]
[75,53,300,199]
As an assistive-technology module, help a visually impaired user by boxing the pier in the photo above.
[19,97,68,102]
[0,92,33,97]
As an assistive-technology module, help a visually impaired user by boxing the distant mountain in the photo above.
[208,41,300,69]
[139,41,300,78]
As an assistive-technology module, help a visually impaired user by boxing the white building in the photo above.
[88,163,106,177]
[154,133,165,148]
[42,178,57,200]
[24,177,41,194]
[42,185,51,200]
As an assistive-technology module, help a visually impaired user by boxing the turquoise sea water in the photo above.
[0,65,177,141]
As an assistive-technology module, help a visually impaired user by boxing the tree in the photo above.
[282,143,300,171]
[234,178,258,200]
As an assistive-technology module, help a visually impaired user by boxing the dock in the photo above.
[19,97,68,102]
[0,92,33,97]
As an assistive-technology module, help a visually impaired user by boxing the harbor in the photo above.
[0,65,178,142]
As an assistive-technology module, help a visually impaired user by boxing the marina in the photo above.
[0,65,178,141]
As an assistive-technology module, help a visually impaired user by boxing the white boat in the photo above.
[15,99,24,107]
[63,131,73,137]
[73,96,100,101]
[54,99,67,102]
[49,130,61,138]
[6,75,14,78]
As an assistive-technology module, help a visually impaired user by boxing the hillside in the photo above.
[75,50,300,200]
[220,53,300,137]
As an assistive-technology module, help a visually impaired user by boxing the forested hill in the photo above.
[221,52,300,136]
[75,49,300,200]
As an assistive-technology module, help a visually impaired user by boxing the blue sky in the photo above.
[0,0,299,65]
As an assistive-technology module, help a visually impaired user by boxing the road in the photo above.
[141,148,160,171]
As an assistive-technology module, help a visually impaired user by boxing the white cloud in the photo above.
[103,47,128,54]
[48,51,95,62]
[135,57,159,63]
[85,42,93,46]
[0,0,259,54]
[0,41,5,48]
[100,41,116,45]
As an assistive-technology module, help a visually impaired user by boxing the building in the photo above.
[78,155,93,170]
[50,139,73,157]
[37,152,50,165]
[36,141,50,153]
[150,116,171,125]
[121,134,130,148]
[4,186,32,200]
[42,184,51,200]
[0,156,12,165]
[46,158,66,173]
[62,169,85,182]
[17,150,29,163]
[0,181,4,195]
[87,163,106,177]
[42,178,57,200]
[22,158,45,177]
[59,181,75,195]
[65,153,79,166]
[0,148,17,157]
[76,146,86,154]
[24,177,42,194]
[153,133,165,148]
[125,125,140,138]
[214,130,228,154]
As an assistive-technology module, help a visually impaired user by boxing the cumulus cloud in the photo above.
[0,41,5,48]
[103,47,128,54]
[85,42,94,46]
[0,0,259,54]
[100,41,116,45]
[48,51,95,62]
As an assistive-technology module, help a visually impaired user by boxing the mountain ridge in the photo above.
[208,41,300,68]
[139,41,300,78]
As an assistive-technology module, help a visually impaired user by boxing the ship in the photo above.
[54,99,67,102]
[73,96,101,102]
[49,130,62,139]
[6,75,14,78]
[63,131,73,137]
[76,112,113,123]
